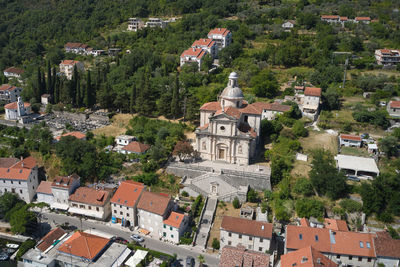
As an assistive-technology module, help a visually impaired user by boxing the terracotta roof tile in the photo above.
[221,216,273,239]
[323,218,348,232]
[200,101,221,111]
[281,246,338,267]
[192,38,216,48]
[4,67,24,75]
[251,102,291,113]
[122,141,150,153]
[239,103,262,115]
[60,60,81,65]
[51,174,79,189]
[4,101,30,110]
[163,211,185,228]
[0,158,19,168]
[374,231,400,259]
[208,28,231,37]
[36,227,66,252]
[137,191,171,215]
[321,15,339,19]
[340,17,348,21]
[58,231,109,261]
[111,180,145,207]
[300,218,310,227]
[219,246,270,267]
[215,107,242,119]
[304,87,322,97]
[37,181,53,195]
[390,100,400,109]
[198,123,209,130]
[69,187,110,206]
[339,134,362,142]
[355,17,371,21]
[180,48,207,59]
[0,84,19,91]
[55,131,86,141]
[12,156,37,169]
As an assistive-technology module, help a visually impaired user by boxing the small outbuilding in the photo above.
[339,134,362,147]
[335,154,379,179]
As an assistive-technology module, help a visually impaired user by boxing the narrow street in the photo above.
[39,211,220,267]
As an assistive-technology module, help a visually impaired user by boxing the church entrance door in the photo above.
[218,149,225,159]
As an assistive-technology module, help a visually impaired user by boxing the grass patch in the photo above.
[340,146,371,157]
[92,113,134,137]
[299,131,338,155]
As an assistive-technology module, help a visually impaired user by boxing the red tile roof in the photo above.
[51,174,80,189]
[215,107,242,119]
[200,101,221,111]
[355,17,371,21]
[0,84,19,91]
[198,123,209,130]
[340,17,348,21]
[36,227,66,252]
[192,38,216,48]
[300,218,310,227]
[0,156,36,181]
[374,231,400,259]
[60,60,81,65]
[323,218,348,232]
[239,103,262,115]
[163,211,185,228]
[321,15,339,19]
[286,225,376,257]
[111,180,145,207]
[137,191,171,215]
[221,216,273,239]
[180,48,207,59]
[295,86,305,90]
[304,87,322,97]
[389,100,400,109]
[4,101,30,110]
[4,67,24,75]
[122,141,150,153]
[58,231,109,261]
[0,158,19,168]
[252,102,291,113]
[339,134,362,142]
[69,187,110,206]
[281,246,338,267]
[208,28,231,37]
[219,246,270,267]
[55,131,86,141]
[37,181,53,195]
[64,42,89,49]
[12,156,37,169]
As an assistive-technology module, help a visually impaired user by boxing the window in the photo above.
[239,234,242,239]
[126,213,129,217]
[171,234,174,238]
[248,245,252,249]
[249,236,253,241]
[315,235,319,242]
[163,232,166,237]
[220,126,225,131]
[236,101,239,108]
[114,204,116,207]
[238,145,242,154]
[359,241,364,248]
[260,238,263,243]
[259,247,263,252]
[228,232,232,237]
[3,180,4,183]
[88,206,91,210]
[299,234,303,240]
[367,258,371,262]
[366,242,371,248]
[11,181,13,184]
[79,205,85,209]
[228,241,232,245]
[120,211,123,215]
[337,255,340,259]
[114,210,117,213]
[96,207,99,211]
[358,257,362,262]
[120,205,122,208]
[349,256,353,260]
[244,116,248,123]
[164,224,166,229]
[202,141,206,150]
[19,190,22,194]
[18,181,21,185]
[170,226,172,230]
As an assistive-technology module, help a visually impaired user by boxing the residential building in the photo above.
[5,97,32,123]
[374,231,400,267]
[387,100,400,117]
[59,60,84,80]
[41,94,51,105]
[51,174,80,210]
[355,17,371,24]
[339,134,362,147]
[69,187,111,220]
[115,135,136,146]
[321,15,341,23]
[162,211,189,244]
[220,216,273,253]
[36,181,54,205]
[191,38,218,59]
[294,85,305,94]
[110,180,145,227]
[219,245,270,267]
[0,84,22,103]
[127,18,144,31]
[64,42,90,54]
[285,224,377,267]
[252,102,291,120]
[180,47,208,70]
[300,87,322,120]
[375,49,400,66]
[207,28,232,49]
[335,154,379,179]
[0,156,39,203]
[137,191,173,238]
[54,131,86,142]
[281,246,338,267]
[145,18,166,28]
[282,20,296,30]
[120,141,150,155]
[323,218,349,232]
[3,67,24,80]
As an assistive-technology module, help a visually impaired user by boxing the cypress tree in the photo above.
[76,80,81,107]
[41,71,46,96]
[84,70,92,107]
[54,77,59,104]
[36,67,42,102]
[130,84,136,113]
[170,73,180,119]
[46,61,52,94]
[51,67,57,101]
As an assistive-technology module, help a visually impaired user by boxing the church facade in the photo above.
[195,72,289,165]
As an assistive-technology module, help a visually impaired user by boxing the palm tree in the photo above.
[198,254,205,267]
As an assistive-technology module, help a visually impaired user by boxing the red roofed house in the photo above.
[121,141,150,155]
[354,17,371,24]
[375,49,400,66]
[68,187,111,220]
[5,97,32,123]
[374,231,400,266]
[219,245,270,267]
[387,100,400,117]
[54,131,86,142]
[196,72,279,165]
[64,42,91,54]
[36,181,54,205]
[300,87,322,120]
[281,246,338,267]
[220,216,273,253]
[192,38,218,59]
[207,28,232,49]
[321,15,340,23]
[0,156,39,203]
[3,67,24,80]
[162,211,189,244]
[0,84,22,103]
[111,180,145,227]
[180,47,208,70]
[285,224,377,266]
[137,191,174,238]
[339,134,362,147]
[59,60,84,80]
[51,174,80,210]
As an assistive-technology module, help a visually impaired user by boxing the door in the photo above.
[218,149,225,159]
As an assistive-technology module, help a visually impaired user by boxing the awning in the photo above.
[125,250,148,267]
[139,228,150,235]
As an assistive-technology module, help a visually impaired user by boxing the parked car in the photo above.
[186,256,195,267]
[347,175,360,182]
[130,234,144,242]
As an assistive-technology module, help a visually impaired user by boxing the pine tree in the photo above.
[130,84,136,113]
[41,71,46,96]
[46,61,52,94]
[84,70,93,108]
[170,73,180,119]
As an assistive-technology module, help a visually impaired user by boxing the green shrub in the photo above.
[339,199,362,213]
[181,191,189,197]
[295,198,325,219]
[293,178,314,197]
[16,239,36,261]
[212,238,220,250]
[232,197,240,209]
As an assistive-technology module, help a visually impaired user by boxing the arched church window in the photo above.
[238,145,242,154]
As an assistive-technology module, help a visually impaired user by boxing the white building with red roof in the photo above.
[375,49,400,66]
[120,141,150,155]
[299,87,322,120]
[51,174,80,210]
[59,60,84,80]
[0,84,22,103]
[191,38,218,59]
[387,100,400,117]
[110,180,145,227]
[0,156,39,203]
[207,28,232,49]
[354,17,371,24]
[339,134,362,147]
[64,42,91,54]
[3,67,24,80]
[36,181,54,204]
[5,97,32,123]
[68,187,111,220]
[180,47,208,70]
[162,211,189,244]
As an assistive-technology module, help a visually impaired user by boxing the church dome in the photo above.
[229,72,238,79]
[220,86,244,100]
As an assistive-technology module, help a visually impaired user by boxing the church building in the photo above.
[195,72,289,165]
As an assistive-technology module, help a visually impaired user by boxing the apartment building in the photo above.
[207,28,232,49]
[51,174,80,210]
[127,18,144,31]
[145,18,166,28]
[375,49,400,66]
[3,67,24,80]
[0,84,22,103]
[69,187,111,220]
[191,38,218,59]
[220,216,273,253]
[59,60,84,80]
[162,211,189,244]
[281,246,338,267]
[180,47,208,70]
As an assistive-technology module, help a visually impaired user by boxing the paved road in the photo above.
[40,211,219,267]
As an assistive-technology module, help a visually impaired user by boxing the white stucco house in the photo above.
[0,84,23,103]
[68,186,111,220]
[5,97,32,123]
[339,134,362,147]
[207,28,232,49]
[50,174,80,210]
[59,60,84,80]
[180,47,208,70]
[162,211,189,244]
[36,181,54,204]
[282,20,296,30]
[191,38,218,59]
